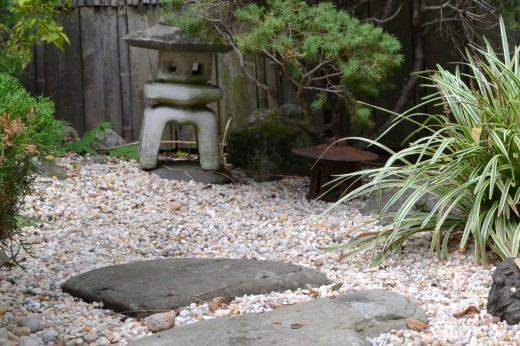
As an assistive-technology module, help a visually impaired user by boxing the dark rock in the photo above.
[92,128,126,152]
[62,258,329,317]
[487,257,520,324]
[129,289,427,346]
[227,106,318,181]
[62,126,80,141]
[34,160,68,180]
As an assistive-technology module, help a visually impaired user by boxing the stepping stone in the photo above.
[150,161,232,184]
[129,289,427,346]
[62,258,329,317]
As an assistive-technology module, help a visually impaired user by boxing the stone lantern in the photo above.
[124,24,231,170]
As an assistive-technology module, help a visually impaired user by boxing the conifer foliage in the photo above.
[162,0,403,134]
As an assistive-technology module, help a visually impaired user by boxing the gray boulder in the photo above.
[487,257,520,324]
[129,289,427,346]
[62,125,80,141]
[92,128,126,151]
[227,106,318,181]
[62,258,330,317]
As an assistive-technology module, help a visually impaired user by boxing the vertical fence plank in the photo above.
[19,47,37,95]
[118,6,133,141]
[80,6,123,133]
[216,52,258,130]
[126,5,159,141]
[35,45,46,96]
[264,58,280,109]
[44,9,85,134]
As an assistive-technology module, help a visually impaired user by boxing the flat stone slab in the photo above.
[124,24,232,53]
[62,258,329,317]
[129,289,428,346]
[150,161,232,185]
[34,160,69,180]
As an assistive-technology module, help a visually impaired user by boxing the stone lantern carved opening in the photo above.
[157,51,213,83]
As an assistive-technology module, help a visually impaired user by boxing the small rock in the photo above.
[13,327,31,337]
[214,309,231,317]
[83,331,99,343]
[333,235,343,243]
[0,328,8,344]
[38,328,59,343]
[18,314,44,333]
[191,307,204,319]
[174,316,186,326]
[96,336,109,345]
[145,312,176,333]
[178,309,190,318]
[19,335,42,346]
[65,338,83,346]
[170,202,183,211]
[411,337,422,346]
[8,332,19,343]
[104,332,115,342]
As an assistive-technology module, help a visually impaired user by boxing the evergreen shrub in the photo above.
[0,72,62,260]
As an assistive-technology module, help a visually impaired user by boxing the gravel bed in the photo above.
[0,156,515,346]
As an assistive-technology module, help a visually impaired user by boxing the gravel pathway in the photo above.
[0,156,516,346]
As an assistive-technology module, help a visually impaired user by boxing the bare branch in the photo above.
[370,4,403,25]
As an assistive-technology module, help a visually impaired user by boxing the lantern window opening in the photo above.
[192,62,203,76]
[168,64,177,73]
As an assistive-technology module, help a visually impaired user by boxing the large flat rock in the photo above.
[150,162,232,184]
[129,289,427,346]
[62,258,329,317]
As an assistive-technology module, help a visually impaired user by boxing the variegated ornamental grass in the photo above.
[332,19,520,265]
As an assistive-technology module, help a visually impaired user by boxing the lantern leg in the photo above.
[192,109,220,171]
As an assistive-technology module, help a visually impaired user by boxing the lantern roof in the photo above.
[124,24,232,53]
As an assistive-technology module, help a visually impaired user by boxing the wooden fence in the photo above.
[20,1,471,149]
